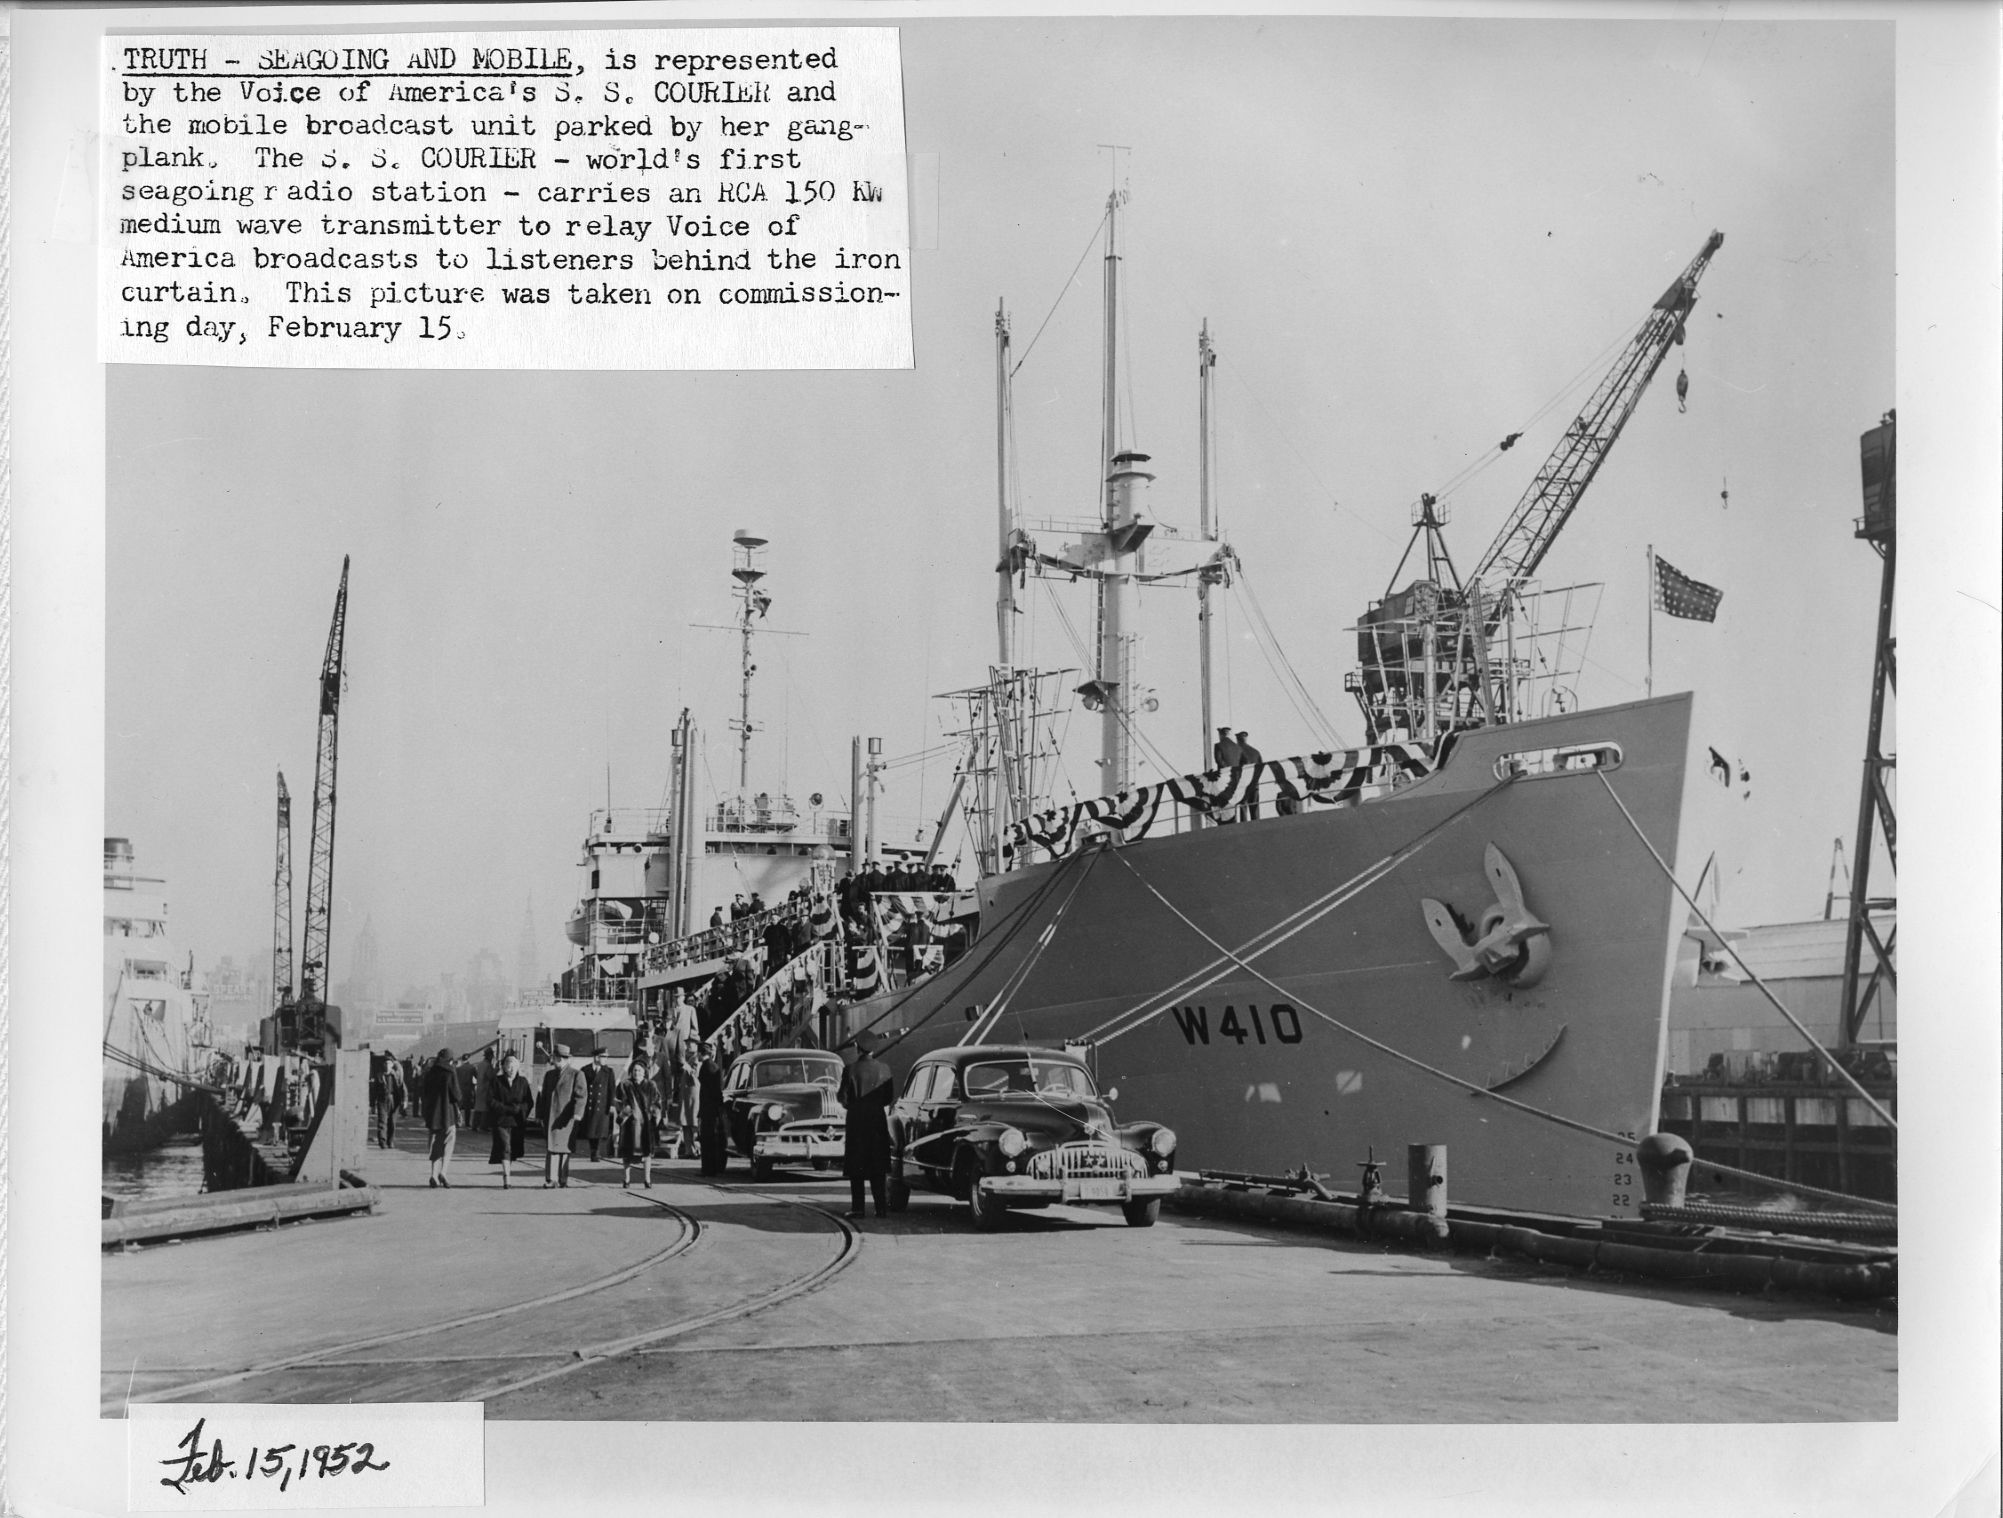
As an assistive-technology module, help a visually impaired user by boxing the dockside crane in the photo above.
[1351,231,1725,744]
[298,555,351,1048]
[272,771,293,1011]
[269,557,350,1054]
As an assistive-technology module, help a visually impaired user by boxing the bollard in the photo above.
[1636,1132,1693,1207]
[1407,1143,1449,1245]
[1354,1147,1386,1235]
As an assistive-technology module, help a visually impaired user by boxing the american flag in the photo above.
[1653,554,1723,622]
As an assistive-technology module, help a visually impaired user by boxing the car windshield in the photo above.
[752,1057,841,1089]
[962,1058,1096,1100]
[544,1027,634,1061]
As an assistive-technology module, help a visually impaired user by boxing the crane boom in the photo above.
[1468,231,1724,606]
[298,556,350,1045]
[271,771,293,1010]
[1348,232,1723,747]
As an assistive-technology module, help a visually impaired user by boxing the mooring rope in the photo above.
[844,842,1096,1051]
[1076,773,1521,1048]
[1098,797,1896,1216]
[1595,771,1898,1130]
[959,845,1104,1047]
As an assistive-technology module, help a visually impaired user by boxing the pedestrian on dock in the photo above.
[487,1051,534,1189]
[580,1046,617,1163]
[839,1028,895,1220]
[540,1044,584,1188]
[697,1042,729,1176]
[452,1055,477,1128]
[374,1051,405,1150]
[269,1058,292,1146]
[420,1048,458,1188]
[616,1058,662,1189]
[471,1048,494,1132]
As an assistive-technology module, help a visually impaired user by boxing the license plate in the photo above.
[1078,1178,1122,1201]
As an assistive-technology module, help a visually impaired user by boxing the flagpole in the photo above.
[1645,544,1654,699]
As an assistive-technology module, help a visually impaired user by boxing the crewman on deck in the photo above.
[1236,730,1264,819]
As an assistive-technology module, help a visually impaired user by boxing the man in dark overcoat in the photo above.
[839,1028,896,1221]
[579,1046,617,1162]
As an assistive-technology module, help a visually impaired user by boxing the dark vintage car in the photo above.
[886,1044,1178,1229]
[722,1047,846,1180]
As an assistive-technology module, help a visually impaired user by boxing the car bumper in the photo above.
[977,1173,1179,1205]
[753,1129,845,1163]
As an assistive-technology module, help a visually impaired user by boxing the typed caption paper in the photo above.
[100,28,911,369]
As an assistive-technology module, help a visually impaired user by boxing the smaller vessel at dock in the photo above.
[102,837,217,1154]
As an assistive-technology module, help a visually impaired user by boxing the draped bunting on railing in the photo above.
[1002,742,1437,862]
[710,942,828,1054]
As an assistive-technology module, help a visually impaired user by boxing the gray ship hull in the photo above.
[844,694,1692,1219]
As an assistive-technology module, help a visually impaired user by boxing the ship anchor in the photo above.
[1421,843,1553,988]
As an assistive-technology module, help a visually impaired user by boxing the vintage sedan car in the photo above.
[722,1047,846,1181]
[886,1044,1178,1229]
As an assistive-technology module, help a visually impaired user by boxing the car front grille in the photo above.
[1028,1142,1145,1181]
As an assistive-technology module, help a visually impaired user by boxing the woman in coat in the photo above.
[486,1051,534,1189]
[838,1028,896,1221]
[419,1048,458,1188]
[615,1058,663,1189]
[540,1045,585,1189]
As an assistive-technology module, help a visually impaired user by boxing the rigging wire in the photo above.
[1037,580,1179,783]
[1010,208,1110,379]
[1228,561,1348,749]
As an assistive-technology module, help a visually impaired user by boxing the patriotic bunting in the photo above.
[1003,742,1437,862]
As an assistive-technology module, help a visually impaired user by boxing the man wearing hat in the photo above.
[579,1045,618,1163]
[838,1028,896,1220]
[420,1047,459,1188]
[696,1040,730,1176]
[540,1044,585,1188]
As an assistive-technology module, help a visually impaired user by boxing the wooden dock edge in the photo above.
[1166,1178,1896,1301]
[103,1181,382,1248]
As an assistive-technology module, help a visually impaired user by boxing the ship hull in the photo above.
[843,694,1692,1219]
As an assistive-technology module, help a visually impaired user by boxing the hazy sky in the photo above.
[108,16,1895,995]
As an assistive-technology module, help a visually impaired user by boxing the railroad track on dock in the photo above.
[466,1191,859,1404]
[112,1186,858,1413]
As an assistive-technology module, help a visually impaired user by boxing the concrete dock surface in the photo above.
[104,1125,1895,1422]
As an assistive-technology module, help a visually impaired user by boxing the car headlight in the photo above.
[766,1103,787,1123]
[997,1126,1026,1157]
[1149,1127,1177,1156]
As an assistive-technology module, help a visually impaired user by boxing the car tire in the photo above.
[886,1175,910,1213]
[1122,1197,1160,1228]
[751,1156,774,1182]
[962,1158,1005,1231]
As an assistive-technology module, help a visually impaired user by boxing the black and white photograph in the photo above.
[8,4,1999,1515]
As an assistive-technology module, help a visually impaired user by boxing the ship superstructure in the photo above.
[103,838,214,1152]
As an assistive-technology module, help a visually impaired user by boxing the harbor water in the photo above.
[102,1133,207,1207]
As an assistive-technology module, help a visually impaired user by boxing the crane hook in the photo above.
[1675,368,1689,414]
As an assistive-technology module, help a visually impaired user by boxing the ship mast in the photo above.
[1092,187,1152,797]
[1197,322,1217,774]
[729,528,770,792]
